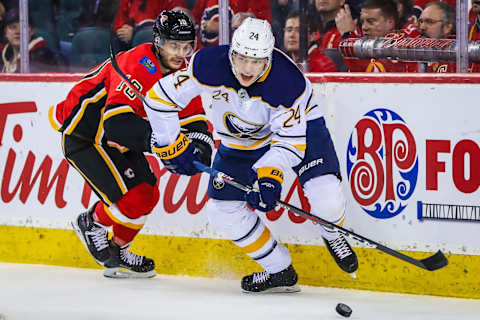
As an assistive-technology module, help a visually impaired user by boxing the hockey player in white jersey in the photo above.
[144,17,357,292]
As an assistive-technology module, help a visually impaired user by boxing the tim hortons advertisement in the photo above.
[0,80,322,245]
[0,79,479,255]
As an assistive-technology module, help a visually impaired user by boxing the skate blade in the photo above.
[71,221,104,267]
[242,284,301,294]
[349,272,357,279]
[103,267,157,279]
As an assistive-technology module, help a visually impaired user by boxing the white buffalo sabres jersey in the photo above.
[144,45,315,170]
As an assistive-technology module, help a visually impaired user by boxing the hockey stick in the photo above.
[193,161,449,272]
[109,42,149,104]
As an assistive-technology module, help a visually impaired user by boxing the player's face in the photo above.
[418,6,450,39]
[159,40,194,70]
[360,8,395,38]
[232,52,268,87]
[284,17,300,53]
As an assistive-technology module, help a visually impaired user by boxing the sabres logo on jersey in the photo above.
[139,56,158,75]
[223,112,264,139]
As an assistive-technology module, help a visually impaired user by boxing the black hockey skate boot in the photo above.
[241,265,300,293]
[323,234,358,277]
[103,242,156,278]
[71,203,110,266]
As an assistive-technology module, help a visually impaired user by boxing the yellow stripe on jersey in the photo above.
[257,62,272,82]
[179,115,208,127]
[240,227,272,254]
[103,204,146,230]
[103,105,134,121]
[93,107,128,195]
[48,105,62,131]
[227,133,272,150]
[64,89,107,136]
[107,140,129,153]
[147,87,177,107]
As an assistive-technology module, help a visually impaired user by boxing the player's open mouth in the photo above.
[241,74,253,82]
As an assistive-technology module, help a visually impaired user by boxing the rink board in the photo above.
[0,73,479,299]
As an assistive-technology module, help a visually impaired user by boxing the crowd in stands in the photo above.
[0,0,478,73]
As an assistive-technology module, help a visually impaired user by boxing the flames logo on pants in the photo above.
[346,108,418,219]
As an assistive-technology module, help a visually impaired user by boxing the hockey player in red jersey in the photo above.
[48,11,214,278]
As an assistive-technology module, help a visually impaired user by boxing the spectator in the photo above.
[192,0,272,47]
[360,0,398,37]
[271,0,316,48]
[417,1,456,72]
[344,0,416,72]
[321,4,360,49]
[231,11,255,35]
[470,0,480,72]
[0,2,5,46]
[394,0,420,36]
[314,0,361,49]
[113,0,187,49]
[0,9,58,73]
[414,0,456,12]
[470,0,480,41]
[314,0,346,36]
[283,10,339,72]
[418,1,455,39]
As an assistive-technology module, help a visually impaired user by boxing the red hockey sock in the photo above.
[93,202,114,227]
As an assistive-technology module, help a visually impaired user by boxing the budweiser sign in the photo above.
[339,33,480,62]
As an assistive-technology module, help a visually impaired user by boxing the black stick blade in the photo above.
[420,250,448,271]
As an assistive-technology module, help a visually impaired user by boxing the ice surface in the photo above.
[0,263,478,320]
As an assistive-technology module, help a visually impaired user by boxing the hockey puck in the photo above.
[335,303,352,317]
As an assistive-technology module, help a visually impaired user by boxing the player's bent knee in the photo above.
[116,183,159,219]
[206,199,258,239]
[304,174,346,223]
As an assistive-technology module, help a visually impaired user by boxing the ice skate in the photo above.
[103,242,156,279]
[241,265,300,293]
[71,204,110,266]
[323,234,358,278]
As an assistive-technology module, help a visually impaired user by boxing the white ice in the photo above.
[0,262,478,320]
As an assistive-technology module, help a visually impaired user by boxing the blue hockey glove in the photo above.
[245,167,283,212]
[152,133,200,176]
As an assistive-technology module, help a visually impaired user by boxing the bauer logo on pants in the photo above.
[346,108,418,219]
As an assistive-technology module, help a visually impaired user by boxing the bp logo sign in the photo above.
[346,108,418,219]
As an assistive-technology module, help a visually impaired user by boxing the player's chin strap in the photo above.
[192,161,449,272]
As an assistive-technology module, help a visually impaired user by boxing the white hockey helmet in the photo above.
[229,18,275,81]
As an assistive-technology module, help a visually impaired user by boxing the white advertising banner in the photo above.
[0,77,478,256]
[326,81,480,256]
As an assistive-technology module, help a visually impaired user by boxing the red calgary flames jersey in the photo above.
[49,43,204,142]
